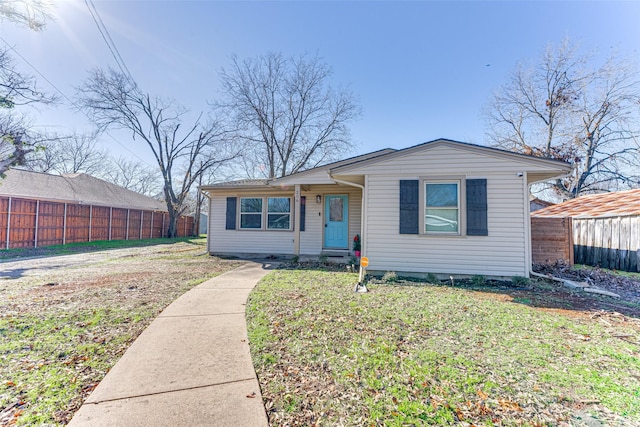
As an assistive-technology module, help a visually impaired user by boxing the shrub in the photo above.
[382,271,398,283]
[471,274,486,286]
[512,275,531,286]
[425,272,438,283]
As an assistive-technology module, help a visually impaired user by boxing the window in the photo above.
[329,197,343,221]
[400,178,487,237]
[267,197,291,230]
[237,196,292,230]
[240,197,262,229]
[424,181,459,234]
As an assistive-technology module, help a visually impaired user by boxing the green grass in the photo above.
[0,236,205,260]
[0,308,149,425]
[0,239,241,425]
[247,270,640,426]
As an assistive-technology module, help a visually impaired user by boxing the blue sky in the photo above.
[1,0,639,169]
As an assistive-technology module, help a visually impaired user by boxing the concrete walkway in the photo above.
[69,262,274,427]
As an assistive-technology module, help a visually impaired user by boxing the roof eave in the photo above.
[527,168,573,185]
[330,139,572,175]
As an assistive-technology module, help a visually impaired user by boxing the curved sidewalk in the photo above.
[69,262,274,427]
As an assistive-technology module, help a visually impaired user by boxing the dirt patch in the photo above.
[534,262,640,303]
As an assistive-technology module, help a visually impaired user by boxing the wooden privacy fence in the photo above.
[573,216,640,273]
[531,217,574,265]
[0,196,195,249]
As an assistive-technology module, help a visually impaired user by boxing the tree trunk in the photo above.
[166,209,179,238]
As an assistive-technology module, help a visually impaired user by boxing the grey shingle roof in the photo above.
[0,169,166,211]
[202,178,271,188]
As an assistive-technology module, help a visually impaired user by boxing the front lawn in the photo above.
[246,270,640,426]
[0,239,243,426]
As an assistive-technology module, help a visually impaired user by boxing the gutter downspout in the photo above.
[328,173,368,291]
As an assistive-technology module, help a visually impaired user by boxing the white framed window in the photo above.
[240,197,263,229]
[424,180,460,234]
[267,197,291,230]
[238,196,292,230]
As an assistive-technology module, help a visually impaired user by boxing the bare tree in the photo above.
[27,132,108,175]
[0,47,55,176]
[217,52,361,178]
[486,39,640,198]
[0,0,52,31]
[77,67,237,237]
[103,156,162,198]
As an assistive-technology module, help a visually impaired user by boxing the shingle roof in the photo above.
[200,150,398,190]
[201,178,271,189]
[531,188,640,218]
[0,169,166,211]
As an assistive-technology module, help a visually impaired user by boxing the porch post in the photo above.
[293,184,301,255]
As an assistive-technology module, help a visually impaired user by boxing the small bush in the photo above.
[471,274,486,286]
[291,255,299,263]
[382,271,398,283]
[512,275,531,286]
[318,255,328,263]
[425,272,438,283]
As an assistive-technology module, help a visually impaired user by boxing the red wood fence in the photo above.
[0,196,194,249]
[531,217,574,265]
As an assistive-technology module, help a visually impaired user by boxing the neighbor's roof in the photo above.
[0,169,166,211]
[531,188,640,218]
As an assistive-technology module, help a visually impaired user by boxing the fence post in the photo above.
[63,203,67,245]
[34,200,40,248]
[5,197,11,249]
[126,209,130,240]
[109,207,112,241]
[88,205,93,242]
[139,211,143,240]
[568,217,574,265]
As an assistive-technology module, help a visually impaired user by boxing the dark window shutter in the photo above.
[399,180,419,234]
[225,197,237,230]
[466,179,488,236]
[300,196,306,231]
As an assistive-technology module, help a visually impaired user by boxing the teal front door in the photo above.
[324,195,349,248]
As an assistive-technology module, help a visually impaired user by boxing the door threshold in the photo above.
[321,249,350,257]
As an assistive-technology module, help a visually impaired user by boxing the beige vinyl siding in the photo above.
[207,185,361,256]
[360,146,530,277]
[209,196,295,254]
[335,143,567,176]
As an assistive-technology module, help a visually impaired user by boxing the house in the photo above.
[0,169,194,249]
[0,169,166,211]
[530,197,555,212]
[201,139,571,278]
[532,189,640,272]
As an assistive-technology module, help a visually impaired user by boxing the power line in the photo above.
[84,0,136,85]
[0,36,152,167]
